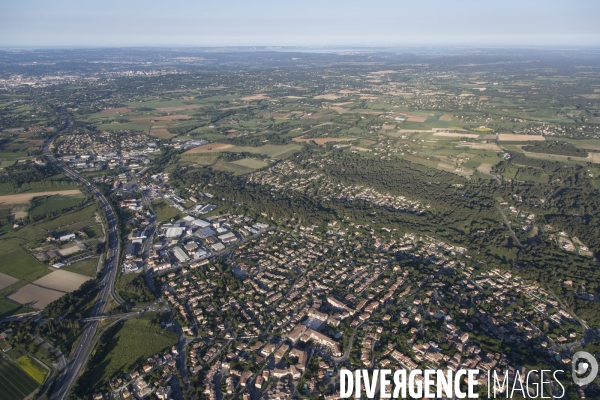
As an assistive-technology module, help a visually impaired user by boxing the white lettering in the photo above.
[468,370,479,398]
[340,370,353,398]
[393,370,406,398]
[553,370,566,398]
[380,369,391,398]
[363,369,378,399]
[437,369,453,398]
[409,370,423,398]
[424,370,435,398]
[455,370,467,399]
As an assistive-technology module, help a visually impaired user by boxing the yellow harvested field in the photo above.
[498,134,546,141]
[149,126,175,138]
[0,190,82,206]
[0,272,19,290]
[380,124,396,131]
[433,132,480,139]
[185,143,234,154]
[339,89,360,94]
[240,94,269,101]
[407,116,427,123]
[293,136,356,145]
[314,94,340,100]
[8,284,64,309]
[155,105,201,112]
[285,96,305,99]
[439,114,454,121]
[32,270,91,293]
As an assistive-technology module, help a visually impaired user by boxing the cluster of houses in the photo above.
[94,347,179,400]
[56,130,158,172]
[153,217,588,399]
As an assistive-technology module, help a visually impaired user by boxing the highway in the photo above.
[44,109,122,400]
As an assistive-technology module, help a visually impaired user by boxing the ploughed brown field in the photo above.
[0,272,19,290]
[32,270,91,293]
[8,284,63,309]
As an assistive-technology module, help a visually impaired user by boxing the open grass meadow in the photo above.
[224,143,303,158]
[62,257,99,277]
[0,238,49,280]
[29,193,85,218]
[88,313,178,390]
[0,298,32,319]
[0,356,40,400]
[34,205,98,231]
[153,199,181,222]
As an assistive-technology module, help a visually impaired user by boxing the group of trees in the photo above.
[44,279,99,319]
[522,141,589,158]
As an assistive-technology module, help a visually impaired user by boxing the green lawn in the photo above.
[0,356,40,400]
[88,313,178,390]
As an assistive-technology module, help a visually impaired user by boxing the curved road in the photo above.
[44,110,122,400]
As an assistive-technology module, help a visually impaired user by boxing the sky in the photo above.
[1,0,600,48]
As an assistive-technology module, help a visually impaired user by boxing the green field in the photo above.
[62,257,98,277]
[35,205,98,231]
[224,143,302,158]
[0,298,31,319]
[0,238,49,280]
[16,356,47,384]
[153,199,181,222]
[230,158,268,169]
[88,313,178,390]
[29,194,85,217]
[0,356,40,400]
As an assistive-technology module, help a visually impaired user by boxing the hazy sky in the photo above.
[1,0,600,48]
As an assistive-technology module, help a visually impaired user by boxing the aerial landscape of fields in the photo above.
[0,45,599,399]
[1,0,600,398]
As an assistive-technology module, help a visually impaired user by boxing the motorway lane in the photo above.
[45,111,122,400]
